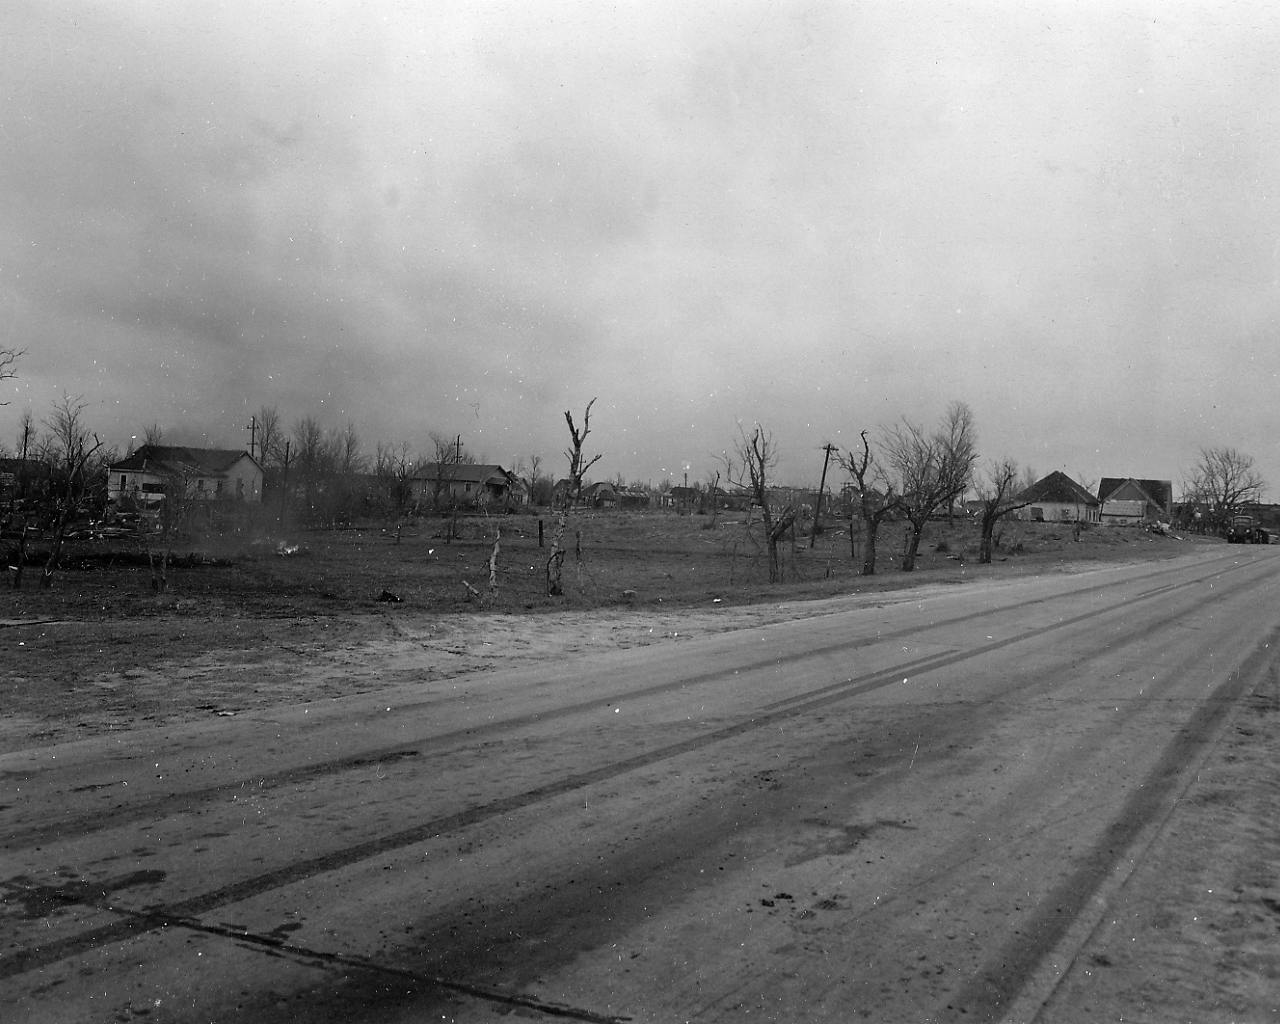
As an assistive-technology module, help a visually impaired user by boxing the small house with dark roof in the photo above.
[410,464,527,506]
[1097,477,1173,525]
[108,445,263,504]
[1014,471,1100,523]
[582,481,618,508]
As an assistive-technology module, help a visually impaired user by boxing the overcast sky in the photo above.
[3,1,1279,491]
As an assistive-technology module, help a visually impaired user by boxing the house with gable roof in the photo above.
[1097,477,1173,525]
[107,444,263,504]
[409,464,527,507]
[1014,471,1100,523]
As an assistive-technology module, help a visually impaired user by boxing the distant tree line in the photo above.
[1,341,1273,591]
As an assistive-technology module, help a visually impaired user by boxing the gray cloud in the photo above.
[3,0,1280,491]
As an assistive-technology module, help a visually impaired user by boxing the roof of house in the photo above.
[109,444,257,476]
[1016,471,1098,507]
[1098,477,1173,512]
[412,463,511,484]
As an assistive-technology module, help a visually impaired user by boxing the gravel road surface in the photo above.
[3,546,1278,1022]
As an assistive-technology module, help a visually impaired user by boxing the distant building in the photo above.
[581,482,618,508]
[0,457,52,500]
[665,485,699,509]
[615,487,652,510]
[409,464,527,506]
[1097,477,1173,525]
[1014,471,1100,523]
[108,445,262,504]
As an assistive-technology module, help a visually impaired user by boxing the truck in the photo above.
[1226,515,1270,544]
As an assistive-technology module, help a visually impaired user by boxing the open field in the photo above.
[2,509,1211,617]
[2,511,1218,750]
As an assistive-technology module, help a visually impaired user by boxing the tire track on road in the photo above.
[953,623,1280,1023]
[4,554,1274,982]
[4,552,1259,851]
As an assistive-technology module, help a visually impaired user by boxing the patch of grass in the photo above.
[0,512,1222,622]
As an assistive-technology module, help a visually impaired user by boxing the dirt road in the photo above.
[3,546,1279,1022]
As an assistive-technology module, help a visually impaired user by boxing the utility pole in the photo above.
[279,440,292,517]
[245,415,257,460]
[811,443,838,548]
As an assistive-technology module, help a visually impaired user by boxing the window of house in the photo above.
[197,479,204,490]
[120,474,127,490]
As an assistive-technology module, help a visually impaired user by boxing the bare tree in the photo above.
[721,424,795,584]
[940,401,978,521]
[523,453,547,506]
[291,416,327,511]
[336,422,363,475]
[1186,446,1266,534]
[1018,464,1039,495]
[976,458,1031,563]
[144,422,164,446]
[564,398,602,508]
[374,440,417,512]
[38,394,103,589]
[256,406,283,467]
[839,430,900,576]
[882,403,978,571]
[0,346,21,403]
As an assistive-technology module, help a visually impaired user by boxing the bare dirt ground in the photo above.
[1,514,1213,750]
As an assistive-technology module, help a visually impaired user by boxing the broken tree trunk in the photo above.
[488,528,501,596]
[12,525,28,590]
[546,514,567,596]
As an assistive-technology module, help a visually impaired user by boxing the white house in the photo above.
[1097,478,1173,525]
[108,445,263,504]
[1014,471,1100,523]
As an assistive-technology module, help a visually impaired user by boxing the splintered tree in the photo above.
[564,398,602,508]
[881,402,977,571]
[976,458,1031,563]
[722,424,795,584]
[839,430,900,576]
[548,399,603,595]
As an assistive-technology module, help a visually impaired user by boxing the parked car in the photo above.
[1226,515,1270,544]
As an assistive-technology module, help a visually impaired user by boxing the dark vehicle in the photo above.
[1226,515,1270,544]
